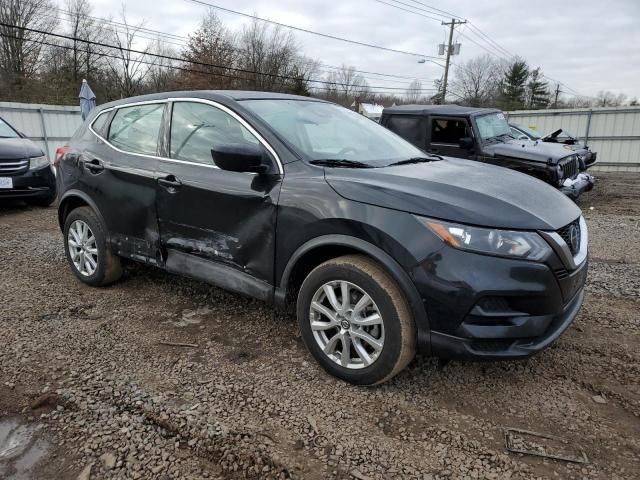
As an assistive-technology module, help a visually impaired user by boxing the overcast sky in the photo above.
[88,0,640,100]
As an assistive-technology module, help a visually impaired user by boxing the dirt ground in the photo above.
[0,172,638,480]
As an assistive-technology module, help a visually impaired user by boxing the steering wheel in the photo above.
[336,147,358,157]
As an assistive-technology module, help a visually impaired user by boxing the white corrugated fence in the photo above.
[0,102,83,161]
[506,106,640,172]
[1,101,639,172]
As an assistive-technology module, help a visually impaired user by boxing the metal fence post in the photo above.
[584,109,593,147]
[38,107,50,161]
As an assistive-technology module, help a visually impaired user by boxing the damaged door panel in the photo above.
[156,163,281,282]
[156,100,283,284]
[82,103,164,263]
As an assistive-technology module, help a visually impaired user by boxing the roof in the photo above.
[97,90,326,111]
[382,104,500,116]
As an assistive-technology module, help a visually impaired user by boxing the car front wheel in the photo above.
[297,255,416,385]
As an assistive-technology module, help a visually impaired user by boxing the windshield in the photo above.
[0,118,20,138]
[475,112,512,142]
[514,124,541,139]
[241,99,426,165]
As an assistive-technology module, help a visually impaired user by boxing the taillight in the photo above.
[54,145,69,167]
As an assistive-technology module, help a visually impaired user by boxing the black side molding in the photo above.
[165,249,274,303]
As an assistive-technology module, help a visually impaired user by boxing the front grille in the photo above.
[559,156,579,180]
[557,218,581,255]
[0,158,29,175]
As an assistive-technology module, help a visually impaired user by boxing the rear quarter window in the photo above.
[385,115,424,147]
[90,111,110,137]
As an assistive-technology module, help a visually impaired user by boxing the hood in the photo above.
[0,137,43,160]
[324,158,580,231]
[484,138,572,164]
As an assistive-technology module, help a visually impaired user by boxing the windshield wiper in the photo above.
[387,155,442,167]
[309,158,374,168]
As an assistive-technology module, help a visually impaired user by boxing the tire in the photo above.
[296,254,416,386]
[63,206,122,287]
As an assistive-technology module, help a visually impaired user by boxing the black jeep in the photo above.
[381,105,594,200]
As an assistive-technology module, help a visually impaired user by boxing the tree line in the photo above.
[448,54,636,110]
[0,0,635,110]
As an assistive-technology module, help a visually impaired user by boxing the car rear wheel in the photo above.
[297,255,416,385]
[63,206,122,287]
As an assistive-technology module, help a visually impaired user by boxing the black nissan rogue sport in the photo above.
[57,91,588,385]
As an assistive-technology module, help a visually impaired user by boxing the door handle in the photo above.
[84,158,104,173]
[158,175,182,190]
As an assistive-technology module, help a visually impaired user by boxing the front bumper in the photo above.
[430,288,584,360]
[0,165,56,200]
[560,173,594,200]
[411,243,587,360]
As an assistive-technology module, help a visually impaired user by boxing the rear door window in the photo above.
[385,115,424,147]
[108,103,164,155]
[430,118,470,145]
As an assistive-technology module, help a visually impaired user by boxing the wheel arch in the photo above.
[57,190,106,233]
[278,235,430,352]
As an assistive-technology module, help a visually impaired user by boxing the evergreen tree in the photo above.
[500,59,529,110]
[527,67,550,109]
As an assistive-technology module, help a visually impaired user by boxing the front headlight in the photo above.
[417,217,552,261]
[29,155,50,170]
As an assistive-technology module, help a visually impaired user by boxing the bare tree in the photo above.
[405,79,423,104]
[324,65,369,106]
[145,39,180,93]
[595,90,627,107]
[237,18,300,92]
[0,0,58,93]
[106,6,152,98]
[450,54,500,107]
[64,0,107,83]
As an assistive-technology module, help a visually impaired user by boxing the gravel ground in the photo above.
[0,172,638,480]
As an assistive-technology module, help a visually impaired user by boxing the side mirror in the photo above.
[459,137,474,149]
[211,144,269,173]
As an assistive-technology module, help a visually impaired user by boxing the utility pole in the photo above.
[553,83,561,108]
[440,18,466,104]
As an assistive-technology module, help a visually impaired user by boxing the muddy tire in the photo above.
[297,254,416,386]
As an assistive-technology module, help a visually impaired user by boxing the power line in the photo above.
[403,0,465,21]
[50,11,432,86]
[367,0,592,99]
[46,3,444,85]
[466,23,515,59]
[184,0,439,59]
[0,30,433,95]
[0,23,437,93]
[372,0,443,22]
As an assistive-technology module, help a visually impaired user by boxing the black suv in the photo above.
[381,105,594,200]
[57,92,588,385]
[0,116,56,206]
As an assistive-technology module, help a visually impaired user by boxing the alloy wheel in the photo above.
[309,280,385,369]
[67,220,98,277]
